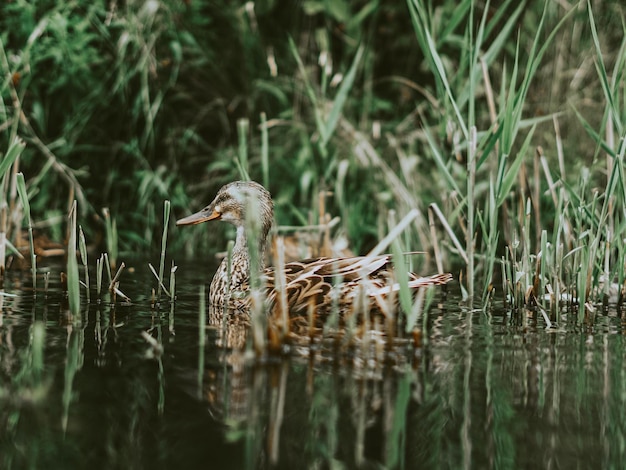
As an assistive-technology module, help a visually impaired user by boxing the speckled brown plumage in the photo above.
[177,181,452,315]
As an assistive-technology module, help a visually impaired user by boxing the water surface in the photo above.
[1,260,625,469]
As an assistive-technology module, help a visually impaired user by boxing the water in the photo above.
[1,260,626,469]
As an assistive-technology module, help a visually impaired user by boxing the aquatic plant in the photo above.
[66,201,80,316]
[15,171,35,292]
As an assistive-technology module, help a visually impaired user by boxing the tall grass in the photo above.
[172,3,626,364]
[0,138,25,276]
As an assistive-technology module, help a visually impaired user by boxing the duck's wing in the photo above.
[264,258,334,311]
[280,256,391,307]
[265,255,452,313]
[265,255,452,312]
[284,255,391,281]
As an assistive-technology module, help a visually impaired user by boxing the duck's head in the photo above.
[177,181,274,240]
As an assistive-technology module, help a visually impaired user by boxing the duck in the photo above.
[176,181,452,315]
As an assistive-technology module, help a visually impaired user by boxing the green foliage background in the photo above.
[1,0,624,278]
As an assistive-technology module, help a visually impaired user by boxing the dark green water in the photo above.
[1,260,626,469]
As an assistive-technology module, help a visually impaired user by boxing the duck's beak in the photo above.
[176,207,221,226]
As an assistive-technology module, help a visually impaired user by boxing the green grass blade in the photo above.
[67,201,81,316]
[496,123,536,207]
[157,200,171,299]
[321,45,364,147]
[260,112,269,188]
[79,226,90,304]
[16,172,36,293]
[1,137,25,177]
[407,0,468,139]
[390,216,413,317]
[421,120,462,195]
[571,105,615,157]
[288,36,326,141]
[237,118,249,176]
[587,0,623,135]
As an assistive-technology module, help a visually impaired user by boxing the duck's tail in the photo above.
[368,272,453,296]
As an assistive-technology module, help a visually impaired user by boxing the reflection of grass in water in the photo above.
[305,374,339,467]
[0,320,50,468]
[197,284,206,400]
[385,372,411,469]
[62,325,83,432]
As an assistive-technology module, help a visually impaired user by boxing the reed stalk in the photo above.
[408,284,426,335]
[104,253,113,286]
[245,195,266,354]
[15,172,35,293]
[78,226,89,304]
[260,112,269,188]
[237,118,250,180]
[466,126,476,300]
[389,210,412,317]
[540,230,547,310]
[480,178,499,304]
[102,208,118,269]
[157,200,170,300]
[169,263,177,334]
[427,207,444,275]
[96,253,104,299]
[67,201,81,316]
[148,263,170,298]
[108,262,130,302]
[0,138,25,281]
[273,236,289,340]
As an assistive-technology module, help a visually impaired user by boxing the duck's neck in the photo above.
[209,225,268,305]
[232,225,267,272]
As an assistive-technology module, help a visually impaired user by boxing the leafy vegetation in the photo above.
[0,0,625,309]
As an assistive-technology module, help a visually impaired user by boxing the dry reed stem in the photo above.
[273,236,289,340]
